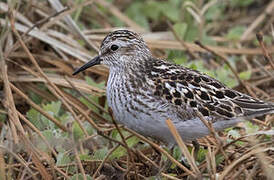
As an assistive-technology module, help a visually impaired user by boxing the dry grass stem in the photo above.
[0,1,273,179]
[165,119,201,178]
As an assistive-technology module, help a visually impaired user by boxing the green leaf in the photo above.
[189,62,198,70]
[184,24,198,42]
[42,129,54,141]
[72,122,85,140]
[142,1,162,20]
[110,135,139,159]
[201,33,216,46]
[173,23,188,40]
[244,121,259,134]
[28,91,43,104]
[238,70,251,80]
[126,136,139,148]
[147,176,158,180]
[27,108,44,130]
[226,26,246,40]
[0,113,6,122]
[125,2,149,29]
[34,130,54,152]
[161,3,180,22]
[111,129,119,140]
[215,154,225,166]
[197,148,207,162]
[56,152,71,165]
[109,16,125,27]
[92,147,108,160]
[85,76,105,90]
[110,146,127,159]
[230,0,254,7]
[186,60,204,71]
[215,67,238,88]
[79,154,92,161]
[174,57,187,65]
[204,3,223,21]
[84,122,94,135]
[42,101,62,116]
[167,50,186,62]
[172,146,182,161]
[70,174,93,180]
[41,114,53,129]
[58,113,70,125]
[79,94,103,114]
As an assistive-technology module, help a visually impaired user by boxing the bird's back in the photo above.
[145,58,274,120]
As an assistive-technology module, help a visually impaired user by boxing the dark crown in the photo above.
[101,30,144,48]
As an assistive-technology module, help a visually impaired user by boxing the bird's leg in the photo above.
[192,140,200,161]
[155,145,175,178]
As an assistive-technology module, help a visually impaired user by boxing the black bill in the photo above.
[72,56,101,75]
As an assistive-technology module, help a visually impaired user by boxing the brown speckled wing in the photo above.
[148,59,274,120]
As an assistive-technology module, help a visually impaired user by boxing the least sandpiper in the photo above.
[73,30,274,146]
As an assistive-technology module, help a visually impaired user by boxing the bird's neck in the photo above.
[109,57,150,74]
[107,59,151,89]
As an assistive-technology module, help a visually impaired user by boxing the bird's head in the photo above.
[73,30,151,75]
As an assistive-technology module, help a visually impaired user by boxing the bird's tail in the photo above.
[232,98,274,118]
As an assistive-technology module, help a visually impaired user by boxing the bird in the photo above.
[73,29,274,147]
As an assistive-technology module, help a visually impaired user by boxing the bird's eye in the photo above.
[110,44,119,51]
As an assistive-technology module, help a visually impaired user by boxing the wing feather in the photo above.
[148,59,274,120]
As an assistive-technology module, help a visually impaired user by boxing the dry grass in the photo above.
[0,0,273,179]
